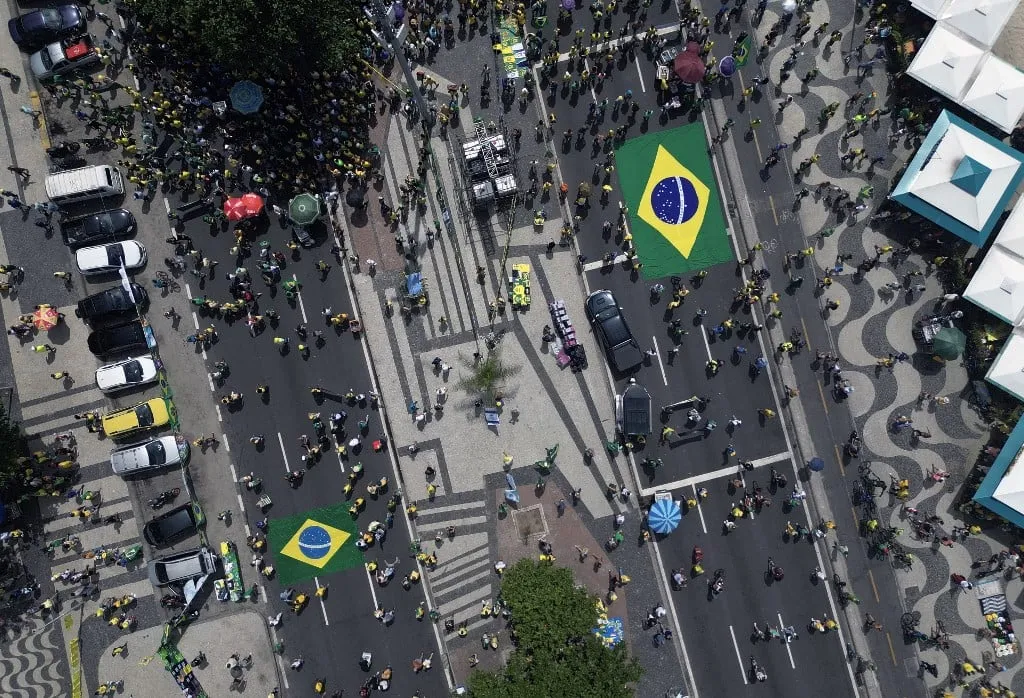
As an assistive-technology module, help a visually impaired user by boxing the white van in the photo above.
[45,165,123,206]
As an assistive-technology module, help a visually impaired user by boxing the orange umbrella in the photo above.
[223,197,248,221]
[32,306,59,330]
[241,193,265,216]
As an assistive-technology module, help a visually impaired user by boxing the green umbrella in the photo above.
[288,193,321,226]
[933,327,966,360]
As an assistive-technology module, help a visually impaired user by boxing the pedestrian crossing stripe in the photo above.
[280,518,350,569]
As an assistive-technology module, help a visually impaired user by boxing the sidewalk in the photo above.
[94,610,280,697]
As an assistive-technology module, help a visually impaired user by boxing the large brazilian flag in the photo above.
[616,124,731,278]
[268,503,364,585]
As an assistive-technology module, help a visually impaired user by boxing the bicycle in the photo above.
[152,271,181,292]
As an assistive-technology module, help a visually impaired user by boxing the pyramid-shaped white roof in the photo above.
[912,0,951,18]
[966,246,1024,324]
[942,0,1020,47]
[908,24,987,100]
[962,54,1024,133]
[994,195,1024,258]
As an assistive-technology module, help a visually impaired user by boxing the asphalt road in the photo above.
[164,203,449,696]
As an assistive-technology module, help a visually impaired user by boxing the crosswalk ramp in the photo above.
[416,497,502,636]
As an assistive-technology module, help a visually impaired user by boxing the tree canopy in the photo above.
[468,560,641,698]
[132,0,367,77]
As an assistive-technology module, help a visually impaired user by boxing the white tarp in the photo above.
[907,24,987,100]
[965,246,1024,324]
[961,54,1024,133]
[912,0,951,18]
[942,0,1020,47]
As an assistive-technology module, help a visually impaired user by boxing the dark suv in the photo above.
[143,503,199,548]
[87,321,148,357]
[8,6,84,50]
[75,283,148,324]
[585,289,643,372]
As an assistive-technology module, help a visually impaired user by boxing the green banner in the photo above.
[616,124,731,277]
[269,503,364,585]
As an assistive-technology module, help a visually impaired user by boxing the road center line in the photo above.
[651,336,668,386]
[633,55,646,93]
[690,484,708,534]
[727,625,748,684]
[363,562,380,610]
[314,576,329,626]
[292,273,308,323]
[276,432,292,473]
[699,322,714,362]
[777,613,797,668]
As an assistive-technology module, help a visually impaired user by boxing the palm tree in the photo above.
[455,348,520,402]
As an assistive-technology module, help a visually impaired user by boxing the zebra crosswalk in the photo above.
[415,496,503,637]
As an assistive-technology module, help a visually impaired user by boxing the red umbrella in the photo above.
[224,197,247,221]
[32,306,59,330]
[673,43,707,84]
[241,193,265,216]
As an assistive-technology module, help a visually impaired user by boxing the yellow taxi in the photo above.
[101,398,171,439]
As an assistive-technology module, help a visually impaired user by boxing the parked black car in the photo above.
[87,321,148,358]
[75,283,148,324]
[585,289,643,372]
[8,6,85,50]
[143,503,199,548]
[61,208,136,248]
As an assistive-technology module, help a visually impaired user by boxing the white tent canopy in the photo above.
[992,442,1024,515]
[907,24,987,100]
[965,246,1024,324]
[962,54,1024,133]
[993,195,1024,258]
[912,0,951,18]
[942,0,1021,47]
[988,330,1024,402]
[908,124,1022,230]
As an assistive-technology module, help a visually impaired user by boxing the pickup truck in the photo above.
[29,34,99,81]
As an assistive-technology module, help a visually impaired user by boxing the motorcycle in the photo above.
[709,568,725,595]
[750,655,767,682]
[192,651,207,667]
[285,469,306,487]
[161,594,185,608]
[46,141,81,158]
[845,430,861,458]
[148,488,181,509]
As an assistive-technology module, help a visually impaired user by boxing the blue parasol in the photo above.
[230,81,264,115]
[808,457,825,472]
[719,55,737,77]
[648,497,681,534]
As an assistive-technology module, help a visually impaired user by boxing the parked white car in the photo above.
[110,436,188,476]
[75,240,146,275]
[95,355,158,393]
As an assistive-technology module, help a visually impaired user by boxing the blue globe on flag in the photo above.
[297,525,332,559]
[650,176,699,226]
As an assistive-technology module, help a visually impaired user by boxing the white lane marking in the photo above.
[778,612,797,668]
[699,322,714,362]
[269,624,289,689]
[276,432,292,473]
[649,535,700,698]
[691,484,708,534]
[207,373,214,392]
[638,451,791,496]
[585,58,598,102]
[236,493,246,517]
[221,434,230,453]
[314,576,329,626]
[633,54,646,93]
[581,253,628,272]
[651,336,668,386]
[229,463,238,482]
[214,404,223,422]
[728,625,749,684]
[190,311,199,329]
[293,273,308,323]
[363,563,380,610]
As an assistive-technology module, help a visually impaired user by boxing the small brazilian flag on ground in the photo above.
[733,36,752,67]
[616,123,731,278]
[268,503,363,585]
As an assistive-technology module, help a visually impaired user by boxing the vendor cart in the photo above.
[214,540,245,602]
[508,264,531,309]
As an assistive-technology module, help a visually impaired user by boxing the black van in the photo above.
[75,283,148,324]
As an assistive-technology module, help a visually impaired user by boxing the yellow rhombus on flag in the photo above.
[637,145,710,259]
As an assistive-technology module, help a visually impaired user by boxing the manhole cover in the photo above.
[512,504,547,542]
